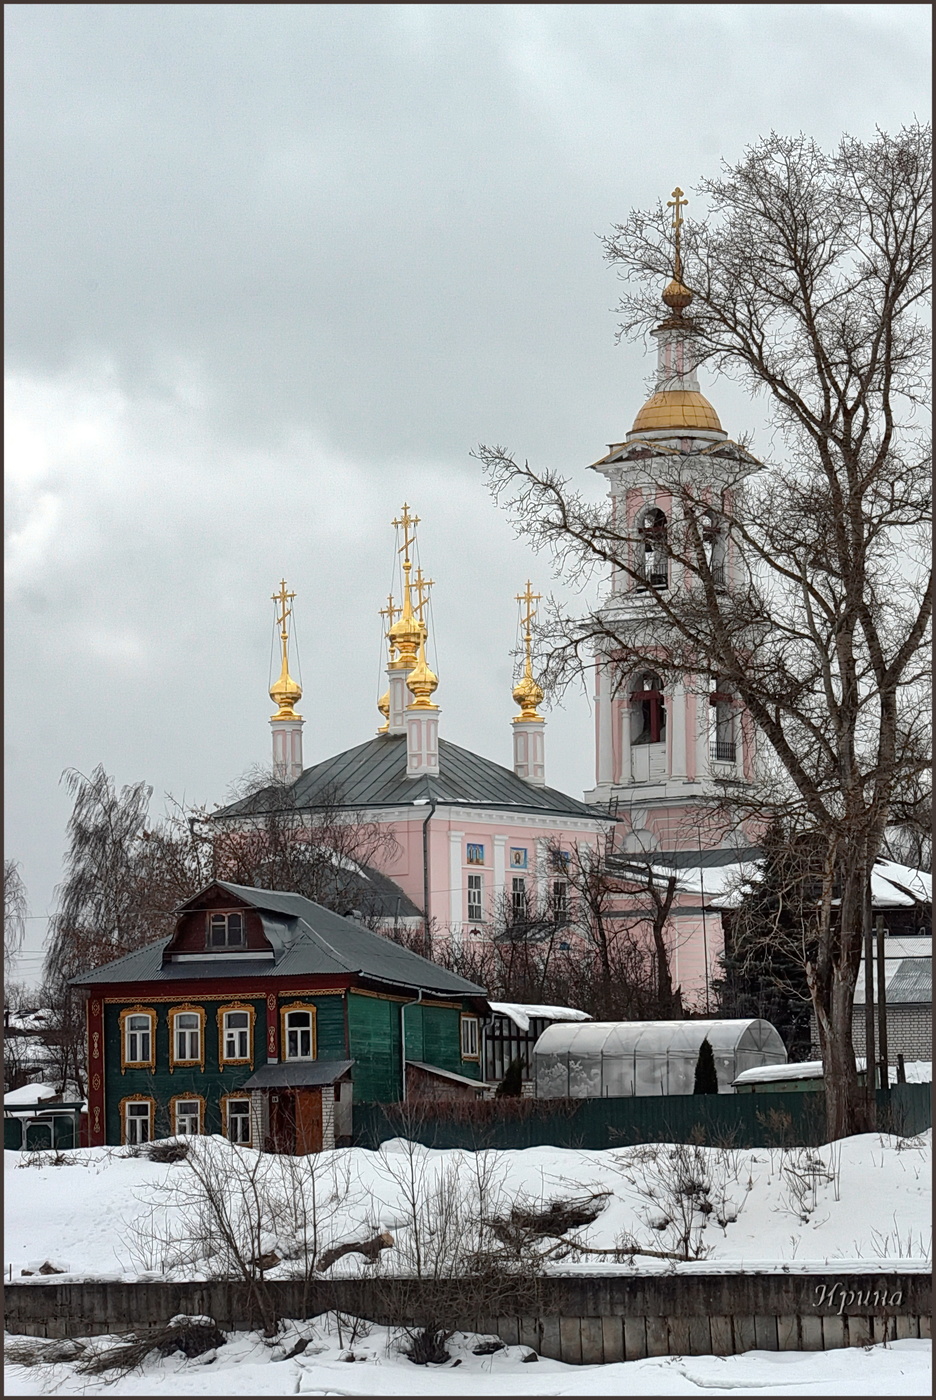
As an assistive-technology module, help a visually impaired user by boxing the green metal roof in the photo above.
[213,735,605,822]
[71,882,488,999]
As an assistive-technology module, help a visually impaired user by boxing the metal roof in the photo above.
[854,955,932,1006]
[241,1060,354,1090]
[71,883,488,998]
[213,735,604,821]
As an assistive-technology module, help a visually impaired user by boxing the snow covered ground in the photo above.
[5,1132,931,1394]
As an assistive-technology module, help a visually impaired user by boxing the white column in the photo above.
[405,707,441,777]
[271,717,304,783]
[449,830,464,928]
[493,835,507,911]
[696,683,711,781]
[535,838,549,909]
[388,665,411,733]
[596,661,613,785]
[618,695,632,787]
[669,678,687,780]
[513,720,545,785]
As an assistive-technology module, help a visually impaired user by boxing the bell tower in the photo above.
[583,187,760,852]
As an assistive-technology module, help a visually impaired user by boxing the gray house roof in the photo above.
[241,1060,354,1090]
[213,735,605,822]
[71,882,488,999]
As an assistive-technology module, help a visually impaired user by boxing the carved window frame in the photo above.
[169,1092,205,1136]
[280,1002,318,1061]
[119,1005,156,1073]
[221,1092,253,1146]
[168,1003,206,1072]
[217,1002,256,1068]
[120,1094,155,1145]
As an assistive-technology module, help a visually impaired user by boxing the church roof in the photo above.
[213,734,604,822]
[71,882,488,998]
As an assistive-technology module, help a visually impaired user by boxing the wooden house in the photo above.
[73,881,489,1152]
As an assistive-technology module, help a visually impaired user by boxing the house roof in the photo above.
[71,882,488,999]
[213,734,605,822]
[241,1060,354,1090]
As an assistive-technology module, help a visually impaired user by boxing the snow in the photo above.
[4,1132,931,1393]
[3,1084,58,1107]
[488,1002,592,1032]
[2,1322,930,1396]
[651,855,933,911]
[873,860,932,905]
[734,1059,932,1086]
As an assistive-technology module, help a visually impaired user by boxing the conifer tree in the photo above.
[693,1036,718,1095]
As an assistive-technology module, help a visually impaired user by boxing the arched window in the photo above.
[631,672,666,746]
[710,679,736,762]
[702,510,727,588]
[281,1003,317,1060]
[636,508,668,589]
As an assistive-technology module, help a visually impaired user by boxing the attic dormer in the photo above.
[164,884,276,963]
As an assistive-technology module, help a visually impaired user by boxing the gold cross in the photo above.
[272,579,296,640]
[413,568,434,621]
[667,186,688,280]
[392,503,420,564]
[379,593,400,630]
[515,580,541,637]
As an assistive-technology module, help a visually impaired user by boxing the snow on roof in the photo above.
[735,1058,932,1085]
[4,1083,59,1106]
[488,1002,591,1032]
[653,854,933,912]
[873,859,932,905]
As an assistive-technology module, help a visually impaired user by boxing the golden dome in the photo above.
[406,643,439,709]
[662,277,693,311]
[388,610,424,665]
[377,688,390,734]
[512,671,544,723]
[270,662,302,720]
[631,390,722,435]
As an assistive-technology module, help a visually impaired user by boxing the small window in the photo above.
[461,1015,480,1060]
[467,873,483,923]
[284,1008,315,1060]
[125,1014,152,1065]
[551,879,569,924]
[466,843,485,865]
[511,876,527,922]
[225,1098,251,1145]
[124,1100,153,1145]
[173,1010,202,1063]
[173,1099,201,1135]
[223,1010,251,1061]
[207,911,245,948]
[509,847,528,869]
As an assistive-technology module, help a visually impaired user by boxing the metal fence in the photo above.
[352,1083,931,1152]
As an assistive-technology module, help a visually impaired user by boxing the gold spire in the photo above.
[387,503,425,668]
[376,592,399,732]
[269,579,303,720]
[662,185,693,313]
[512,580,544,722]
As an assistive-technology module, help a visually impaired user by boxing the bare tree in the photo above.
[478,124,931,1138]
[4,858,28,981]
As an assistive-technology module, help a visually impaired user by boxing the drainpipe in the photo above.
[400,988,423,1103]
[413,792,438,955]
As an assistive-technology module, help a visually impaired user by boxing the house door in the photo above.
[293,1089,323,1155]
[269,1092,296,1154]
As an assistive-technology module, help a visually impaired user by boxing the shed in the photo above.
[3,1083,84,1151]
[533,1018,786,1098]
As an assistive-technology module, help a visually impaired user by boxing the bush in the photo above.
[693,1038,719,1095]
[494,1058,524,1098]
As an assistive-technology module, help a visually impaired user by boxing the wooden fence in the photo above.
[5,1272,930,1362]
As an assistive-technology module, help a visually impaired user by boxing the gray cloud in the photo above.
[5,3,930,975]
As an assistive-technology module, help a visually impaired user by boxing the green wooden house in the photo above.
[73,881,489,1153]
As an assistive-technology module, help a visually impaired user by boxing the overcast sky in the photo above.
[5,3,930,984]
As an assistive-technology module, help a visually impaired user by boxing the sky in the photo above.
[5,3,931,983]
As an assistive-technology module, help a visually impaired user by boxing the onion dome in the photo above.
[631,390,722,434]
[406,641,439,710]
[512,669,544,723]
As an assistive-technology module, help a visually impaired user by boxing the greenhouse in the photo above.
[533,1018,786,1098]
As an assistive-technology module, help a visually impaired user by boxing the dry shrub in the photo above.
[5,1337,88,1367]
[76,1315,226,1377]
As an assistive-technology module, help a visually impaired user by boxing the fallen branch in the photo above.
[317,1231,394,1273]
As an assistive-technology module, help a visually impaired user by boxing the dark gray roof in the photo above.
[241,1060,354,1090]
[611,847,764,871]
[71,882,488,999]
[214,735,604,821]
[854,957,932,1007]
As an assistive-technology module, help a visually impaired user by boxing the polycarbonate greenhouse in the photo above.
[533,1018,786,1098]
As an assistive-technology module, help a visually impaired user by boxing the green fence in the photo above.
[352,1083,931,1152]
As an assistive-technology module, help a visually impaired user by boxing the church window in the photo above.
[551,879,569,925]
[467,873,483,923]
[207,911,245,948]
[710,681,737,762]
[631,672,666,746]
[282,1005,316,1060]
[636,508,669,589]
[702,511,727,587]
[466,843,485,865]
[511,876,527,922]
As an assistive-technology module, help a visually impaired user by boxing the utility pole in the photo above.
[863,893,876,1122]
[875,913,889,1091]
